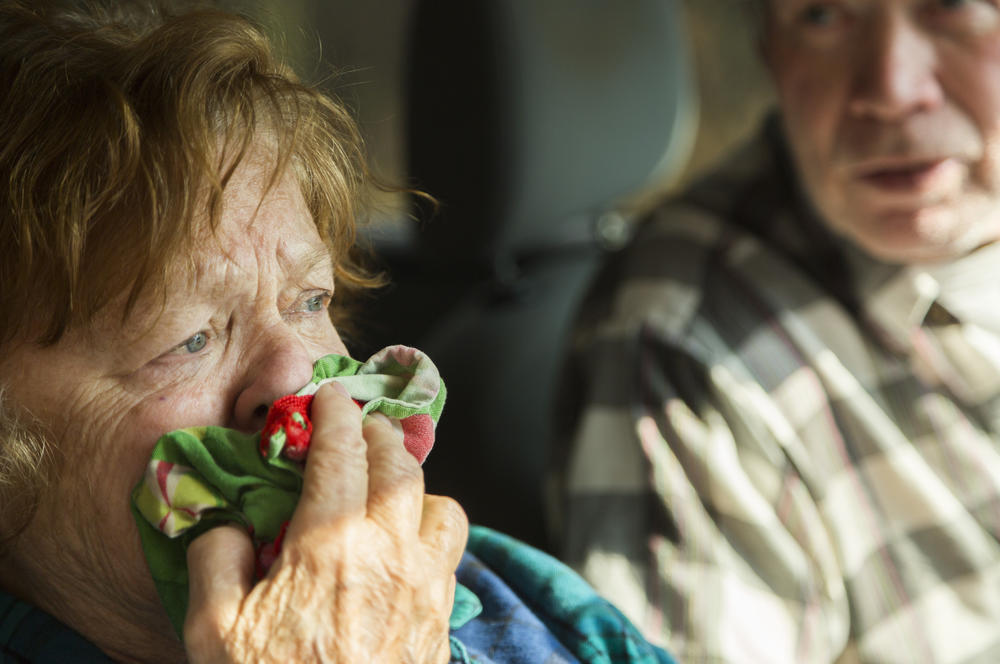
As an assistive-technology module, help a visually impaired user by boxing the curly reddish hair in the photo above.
[0,0,383,350]
[0,0,384,547]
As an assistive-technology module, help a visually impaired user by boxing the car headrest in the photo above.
[407,0,695,271]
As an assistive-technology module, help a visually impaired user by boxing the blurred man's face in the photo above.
[766,0,1000,263]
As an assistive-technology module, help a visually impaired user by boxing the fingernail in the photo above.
[328,381,350,399]
[366,412,404,438]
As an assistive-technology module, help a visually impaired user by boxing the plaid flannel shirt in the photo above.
[553,116,1000,663]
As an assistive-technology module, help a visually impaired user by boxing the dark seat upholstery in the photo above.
[361,0,695,551]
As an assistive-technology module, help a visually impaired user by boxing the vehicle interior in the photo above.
[241,0,774,552]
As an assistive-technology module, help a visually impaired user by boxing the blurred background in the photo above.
[235,0,774,225]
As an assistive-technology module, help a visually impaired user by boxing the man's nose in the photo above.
[848,12,943,121]
[231,333,320,433]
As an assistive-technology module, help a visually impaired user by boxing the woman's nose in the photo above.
[231,337,319,433]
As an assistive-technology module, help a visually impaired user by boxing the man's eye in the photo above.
[180,331,208,354]
[934,0,999,12]
[798,3,842,26]
[925,0,1000,31]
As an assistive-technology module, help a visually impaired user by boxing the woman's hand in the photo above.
[183,382,468,663]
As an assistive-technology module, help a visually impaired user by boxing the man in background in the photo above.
[556,1,1000,661]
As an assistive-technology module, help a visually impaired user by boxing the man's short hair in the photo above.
[0,0,380,351]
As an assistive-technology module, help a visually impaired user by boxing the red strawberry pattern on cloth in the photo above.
[261,394,436,465]
[253,385,439,575]
[260,395,315,460]
[131,345,446,635]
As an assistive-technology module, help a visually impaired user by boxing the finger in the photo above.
[363,412,424,528]
[419,494,468,574]
[184,525,255,649]
[295,382,368,526]
[418,572,458,664]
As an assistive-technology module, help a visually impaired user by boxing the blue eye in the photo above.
[182,332,208,354]
[305,294,328,312]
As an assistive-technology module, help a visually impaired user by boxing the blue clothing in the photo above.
[0,526,674,663]
[0,592,110,663]
[450,527,674,663]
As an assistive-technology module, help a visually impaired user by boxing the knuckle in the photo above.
[293,518,360,556]
[421,496,469,566]
[370,449,424,493]
[309,427,366,473]
[434,495,470,535]
[320,418,366,451]
[394,452,423,483]
[312,396,363,447]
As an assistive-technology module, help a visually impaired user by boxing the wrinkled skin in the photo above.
[184,388,466,664]
[766,0,1000,263]
[0,152,468,663]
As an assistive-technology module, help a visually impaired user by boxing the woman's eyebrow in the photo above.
[183,235,332,295]
[284,245,335,283]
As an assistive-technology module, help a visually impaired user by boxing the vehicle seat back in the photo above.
[370,0,695,550]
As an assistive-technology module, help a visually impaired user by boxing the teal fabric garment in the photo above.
[0,529,676,664]
[0,347,674,662]
[452,526,677,664]
[0,593,113,663]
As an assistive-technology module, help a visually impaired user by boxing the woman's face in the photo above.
[0,154,348,661]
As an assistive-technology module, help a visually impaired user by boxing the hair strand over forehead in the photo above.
[0,0,382,350]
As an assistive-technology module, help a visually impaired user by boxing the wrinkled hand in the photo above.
[183,382,468,663]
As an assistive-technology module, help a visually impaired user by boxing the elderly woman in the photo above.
[0,2,674,663]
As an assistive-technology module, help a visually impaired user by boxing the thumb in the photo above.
[184,525,255,650]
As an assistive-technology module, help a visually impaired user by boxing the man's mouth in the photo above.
[853,158,961,193]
